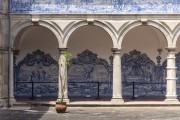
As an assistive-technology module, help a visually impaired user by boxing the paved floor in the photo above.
[1,106,180,120]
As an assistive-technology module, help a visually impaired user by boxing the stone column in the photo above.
[0,49,4,106]
[0,48,16,107]
[164,47,179,103]
[111,48,124,103]
[9,49,17,106]
[9,49,20,106]
[57,48,69,103]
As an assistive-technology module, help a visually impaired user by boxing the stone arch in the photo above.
[118,20,171,48]
[11,20,62,48]
[63,20,117,48]
[172,24,180,47]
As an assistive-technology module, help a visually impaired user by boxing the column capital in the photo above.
[165,47,176,52]
[12,49,20,55]
[111,48,121,54]
[58,48,68,54]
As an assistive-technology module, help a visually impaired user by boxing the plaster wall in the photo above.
[15,26,59,63]
[122,26,168,64]
[15,25,169,65]
[67,25,168,64]
[67,26,113,63]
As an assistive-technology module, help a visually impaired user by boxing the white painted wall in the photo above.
[15,26,59,63]
[67,25,113,63]
[14,25,168,65]
[68,25,167,64]
[122,26,168,64]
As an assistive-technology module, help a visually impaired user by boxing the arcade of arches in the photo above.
[1,15,180,106]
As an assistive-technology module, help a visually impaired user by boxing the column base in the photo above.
[0,98,16,107]
[0,98,4,107]
[164,95,179,103]
[10,98,16,106]
[57,98,70,103]
[111,98,124,104]
[3,98,16,107]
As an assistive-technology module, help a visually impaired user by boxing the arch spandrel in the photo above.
[172,23,180,47]
[11,20,32,45]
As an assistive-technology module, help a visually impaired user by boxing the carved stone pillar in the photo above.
[111,48,124,103]
[165,47,179,103]
[57,48,69,103]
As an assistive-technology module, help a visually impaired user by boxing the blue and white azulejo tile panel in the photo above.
[14,49,167,98]
[11,0,180,14]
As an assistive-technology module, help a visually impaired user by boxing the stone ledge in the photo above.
[13,100,180,107]
[164,99,179,104]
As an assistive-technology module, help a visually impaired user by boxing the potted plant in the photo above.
[54,50,72,113]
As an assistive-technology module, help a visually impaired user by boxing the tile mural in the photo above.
[11,0,180,14]
[14,49,169,99]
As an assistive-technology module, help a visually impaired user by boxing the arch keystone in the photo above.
[31,18,39,26]
[141,19,148,25]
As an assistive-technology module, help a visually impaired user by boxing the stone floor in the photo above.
[1,106,180,120]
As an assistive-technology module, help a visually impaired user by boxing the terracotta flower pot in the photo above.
[55,102,67,113]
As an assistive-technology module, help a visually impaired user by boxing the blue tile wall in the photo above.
[17,49,180,99]
[11,0,180,14]
[14,49,113,98]
[68,49,112,98]
[14,49,169,99]
[14,50,59,97]
[122,50,166,97]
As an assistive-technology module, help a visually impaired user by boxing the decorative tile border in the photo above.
[11,0,180,14]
